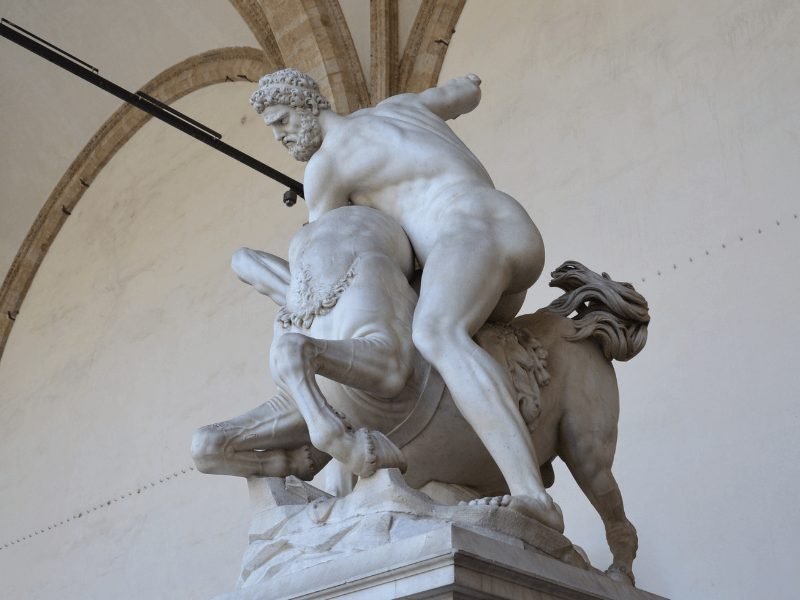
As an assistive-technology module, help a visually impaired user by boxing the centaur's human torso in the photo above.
[272,206,422,433]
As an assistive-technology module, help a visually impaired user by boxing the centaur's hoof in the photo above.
[466,493,565,533]
[606,564,636,586]
[255,445,324,480]
[348,428,407,478]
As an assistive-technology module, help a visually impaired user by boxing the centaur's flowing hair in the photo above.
[545,261,650,362]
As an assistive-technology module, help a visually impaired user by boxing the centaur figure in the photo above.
[191,201,650,583]
[246,68,561,530]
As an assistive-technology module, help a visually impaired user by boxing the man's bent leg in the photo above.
[412,237,564,531]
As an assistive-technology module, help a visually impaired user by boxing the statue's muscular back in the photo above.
[304,97,540,272]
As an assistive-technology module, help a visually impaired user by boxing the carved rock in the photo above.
[217,469,666,600]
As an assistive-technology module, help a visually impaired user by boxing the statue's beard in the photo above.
[286,112,322,162]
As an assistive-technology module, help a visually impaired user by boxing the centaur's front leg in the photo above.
[271,332,408,478]
[191,393,330,479]
[227,245,411,479]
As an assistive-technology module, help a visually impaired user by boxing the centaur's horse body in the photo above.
[192,206,649,583]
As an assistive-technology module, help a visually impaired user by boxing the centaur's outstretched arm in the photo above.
[231,247,289,306]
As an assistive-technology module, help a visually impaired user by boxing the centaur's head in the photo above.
[250,68,331,162]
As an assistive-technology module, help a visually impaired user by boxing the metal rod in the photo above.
[137,92,222,140]
[0,18,304,199]
[1,18,99,73]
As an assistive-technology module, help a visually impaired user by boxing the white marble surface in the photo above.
[218,471,667,600]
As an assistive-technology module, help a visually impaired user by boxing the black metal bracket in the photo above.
[0,18,303,203]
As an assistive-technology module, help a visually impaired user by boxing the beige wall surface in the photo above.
[0,0,258,281]
[1,2,799,599]
[0,82,305,598]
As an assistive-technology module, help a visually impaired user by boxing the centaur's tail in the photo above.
[544,261,650,362]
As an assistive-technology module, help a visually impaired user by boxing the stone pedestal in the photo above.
[222,523,666,600]
[217,471,667,600]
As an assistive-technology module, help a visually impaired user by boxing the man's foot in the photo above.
[345,428,407,477]
[466,493,565,532]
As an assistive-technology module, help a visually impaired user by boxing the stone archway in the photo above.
[0,0,467,361]
[0,46,276,359]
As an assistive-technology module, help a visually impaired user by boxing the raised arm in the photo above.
[415,74,482,121]
[231,247,290,306]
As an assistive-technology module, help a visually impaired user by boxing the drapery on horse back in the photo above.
[475,323,550,434]
[278,257,359,329]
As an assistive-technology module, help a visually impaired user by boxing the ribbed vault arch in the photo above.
[0,46,275,360]
[1,0,468,361]
[399,0,465,93]
[231,0,465,107]
[232,0,369,113]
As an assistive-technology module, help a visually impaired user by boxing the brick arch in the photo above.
[0,46,276,360]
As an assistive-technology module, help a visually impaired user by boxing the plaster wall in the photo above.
[0,82,305,598]
[0,0,258,281]
[0,2,798,599]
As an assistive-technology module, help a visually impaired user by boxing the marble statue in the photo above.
[248,68,562,530]
[191,70,652,587]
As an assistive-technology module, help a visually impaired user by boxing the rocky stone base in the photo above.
[216,469,667,600]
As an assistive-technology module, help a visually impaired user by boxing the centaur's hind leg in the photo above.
[558,388,638,585]
[191,393,331,479]
[271,332,409,478]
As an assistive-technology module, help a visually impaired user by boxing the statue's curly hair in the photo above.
[250,68,331,115]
